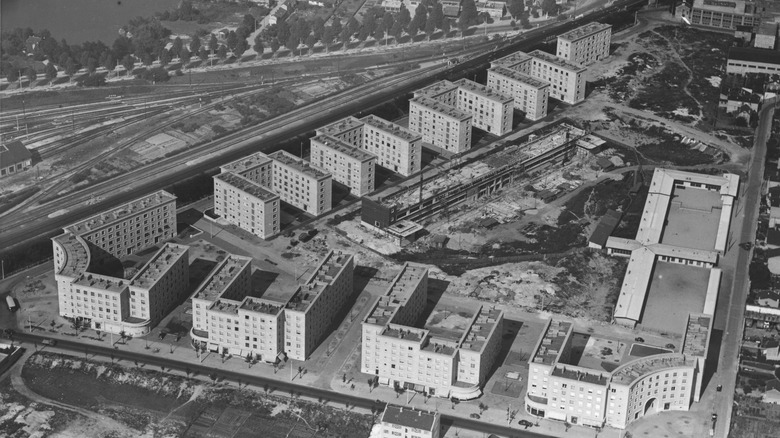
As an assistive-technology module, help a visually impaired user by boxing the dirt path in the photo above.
[5,350,137,438]
[649,29,704,120]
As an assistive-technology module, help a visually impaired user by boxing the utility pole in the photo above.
[1,260,4,280]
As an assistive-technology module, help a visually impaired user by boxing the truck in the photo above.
[6,295,17,312]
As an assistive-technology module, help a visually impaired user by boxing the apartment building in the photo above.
[52,191,180,336]
[283,251,354,360]
[487,66,550,121]
[268,150,332,216]
[190,251,354,362]
[556,22,612,66]
[409,96,473,154]
[214,172,280,239]
[64,190,177,258]
[128,243,189,327]
[318,115,422,177]
[452,78,513,135]
[379,405,441,438]
[220,152,274,189]
[362,263,504,399]
[528,50,587,104]
[490,51,532,72]
[360,115,422,176]
[310,134,376,197]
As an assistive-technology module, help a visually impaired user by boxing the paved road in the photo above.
[6,332,549,438]
[716,97,777,438]
[0,0,646,256]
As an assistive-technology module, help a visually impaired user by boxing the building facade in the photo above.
[556,22,612,66]
[453,79,513,135]
[310,134,376,197]
[409,96,473,154]
[726,47,780,75]
[52,191,180,336]
[360,115,422,176]
[487,66,550,121]
[214,172,280,239]
[528,50,587,104]
[268,150,332,216]
[283,251,354,360]
[379,405,441,438]
[690,0,762,30]
[190,251,354,362]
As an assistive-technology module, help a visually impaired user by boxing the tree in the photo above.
[312,17,326,40]
[159,49,171,66]
[226,30,239,51]
[305,34,317,53]
[66,57,80,76]
[180,47,191,65]
[398,4,412,31]
[277,20,291,45]
[198,46,209,61]
[431,3,445,29]
[209,33,219,52]
[102,52,115,71]
[331,19,343,41]
[172,36,183,57]
[391,20,404,44]
[409,3,428,36]
[442,18,451,36]
[322,26,335,52]
[382,12,394,35]
[191,35,202,55]
[374,17,386,42]
[340,25,352,48]
[508,0,525,19]
[541,0,559,16]
[270,38,280,54]
[216,44,227,60]
[285,33,298,55]
[425,17,437,40]
[234,39,248,58]
[253,34,264,54]
[478,402,488,414]
[45,62,58,80]
[459,0,479,33]
[359,14,377,41]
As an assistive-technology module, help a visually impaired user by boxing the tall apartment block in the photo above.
[360,115,422,176]
[214,172,280,239]
[269,150,333,216]
[317,115,422,177]
[453,79,513,135]
[284,251,354,360]
[556,22,612,66]
[409,96,473,154]
[528,50,587,104]
[190,251,354,362]
[361,263,504,399]
[310,134,376,197]
[52,191,183,336]
[490,51,532,72]
[487,66,550,121]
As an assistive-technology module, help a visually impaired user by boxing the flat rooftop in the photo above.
[360,115,421,143]
[365,263,428,327]
[415,80,458,99]
[268,150,331,180]
[682,313,711,358]
[551,365,608,386]
[489,66,550,89]
[214,172,279,202]
[130,243,188,289]
[192,255,252,303]
[660,186,722,251]
[454,78,513,103]
[529,50,587,73]
[460,307,503,352]
[65,190,176,234]
[611,354,693,386]
[380,124,584,210]
[220,152,272,174]
[287,251,352,312]
[531,319,572,366]
[491,51,532,69]
[381,325,426,343]
[240,296,284,315]
[73,272,127,293]
[209,298,240,315]
[642,262,711,334]
[53,233,89,278]
[410,96,471,121]
[381,405,437,431]
[311,135,376,162]
[425,305,475,343]
[558,22,612,42]
[316,116,364,137]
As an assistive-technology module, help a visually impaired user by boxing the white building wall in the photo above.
[486,69,549,121]
[409,100,472,154]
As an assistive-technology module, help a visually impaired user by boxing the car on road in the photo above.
[666,343,676,349]
[469,413,480,419]
[716,385,723,392]
[518,419,533,428]
[635,337,645,342]
[41,339,57,346]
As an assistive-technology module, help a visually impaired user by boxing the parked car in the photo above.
[469,413,480,419]
[716,385,723,392]
[518,419,533,428]
[41,339,57,346]
[666,343,676,349]
[635,337,645,343]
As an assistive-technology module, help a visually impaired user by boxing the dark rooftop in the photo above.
[728,47,780,65]
[381,405,437,431]
[0,140,32,169]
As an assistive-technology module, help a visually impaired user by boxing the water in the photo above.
[1,0,181,45]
